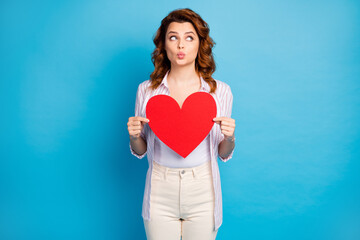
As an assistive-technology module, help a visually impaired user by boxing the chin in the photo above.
[177,59,196,65]
[172,60,186,65]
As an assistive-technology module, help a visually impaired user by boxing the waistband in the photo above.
[152,160,211,180]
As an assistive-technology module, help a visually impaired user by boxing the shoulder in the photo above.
[136,79,152,96]
[213,79,232,97]
[138,79,152,91]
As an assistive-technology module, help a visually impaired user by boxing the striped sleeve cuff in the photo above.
[129,140,147,159]
[218,134,235,162]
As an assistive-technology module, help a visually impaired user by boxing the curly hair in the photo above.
[149,8,217,93]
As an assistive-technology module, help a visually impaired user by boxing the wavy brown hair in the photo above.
[149,8,217,93]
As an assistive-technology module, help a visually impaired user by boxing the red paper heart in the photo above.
[146,92,216,158]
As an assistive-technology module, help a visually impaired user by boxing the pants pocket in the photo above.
[151,167,164,181]
[196,171,213,184]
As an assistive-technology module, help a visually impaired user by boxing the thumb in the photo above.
[213,117,221,124]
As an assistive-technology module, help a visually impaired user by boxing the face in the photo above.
[164,22,200,67]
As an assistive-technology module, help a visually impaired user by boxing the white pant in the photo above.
[143,160,218,240]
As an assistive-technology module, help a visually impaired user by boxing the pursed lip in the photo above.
[177,52,185,56]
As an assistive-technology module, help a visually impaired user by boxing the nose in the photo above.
[178,39,184,49]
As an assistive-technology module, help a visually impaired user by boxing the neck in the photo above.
[167,64,199,86]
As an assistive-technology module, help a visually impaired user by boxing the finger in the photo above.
[135,117,150,123]
[213,118,222,124]
[130,127,141,132]
[131,120,148,126]
[129,130,140,136]
[128,127,139,134]
[128,117,140,125]
[222,130,234,136]
[221,125,234,131]
[222,129,235,136]
[214,117,235,122]
[213,117,221,123]
[130,121,141,126]
[221,121,236,127]
[213,117,228,122]
[130,126,142,131]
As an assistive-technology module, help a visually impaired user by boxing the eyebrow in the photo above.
[167,31,195,35]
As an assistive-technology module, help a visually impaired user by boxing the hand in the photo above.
[127,116,150,139]
[213,117,235,141]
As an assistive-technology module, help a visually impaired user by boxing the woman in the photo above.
[127,8,235,240]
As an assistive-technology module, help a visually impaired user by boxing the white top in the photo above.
[153,133,211,168]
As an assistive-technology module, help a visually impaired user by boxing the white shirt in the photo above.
[129,70,234,231]
[154,133,211,168]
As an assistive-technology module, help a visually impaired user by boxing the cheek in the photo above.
[190,45,199,55]
[165,44,176,55]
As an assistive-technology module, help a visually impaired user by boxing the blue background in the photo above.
[1,0,359,239]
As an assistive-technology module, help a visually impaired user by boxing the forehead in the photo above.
[166,22,196,33]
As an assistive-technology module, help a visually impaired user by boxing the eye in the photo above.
[169,35,194,41]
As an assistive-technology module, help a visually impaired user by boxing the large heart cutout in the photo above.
[146,92,216,158]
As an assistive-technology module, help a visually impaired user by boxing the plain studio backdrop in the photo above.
[1,0,359,239]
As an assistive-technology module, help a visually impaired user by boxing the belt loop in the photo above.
[164,167,169,181]
[192,168,198,180]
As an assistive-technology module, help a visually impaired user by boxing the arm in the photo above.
[213,117,235,161]
[218,134,235,159]
[128,117,149,155]
[214,84,235,162]
[128,84,149,159]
